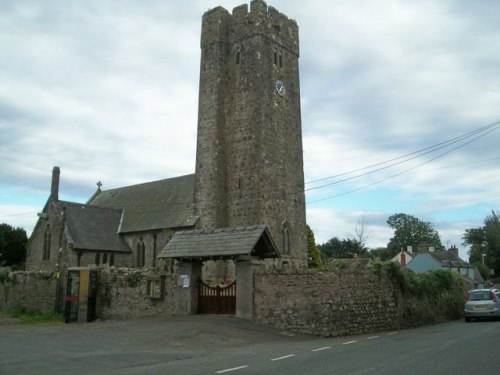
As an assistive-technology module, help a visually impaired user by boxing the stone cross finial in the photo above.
[97,181,102,190]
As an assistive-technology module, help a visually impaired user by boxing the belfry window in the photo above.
[281,221,291,255]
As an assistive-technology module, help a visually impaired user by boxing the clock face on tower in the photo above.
[275,80,286,96]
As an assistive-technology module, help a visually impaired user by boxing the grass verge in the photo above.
[7,308,64,324]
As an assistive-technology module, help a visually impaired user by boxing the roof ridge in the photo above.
[98,173,195,193]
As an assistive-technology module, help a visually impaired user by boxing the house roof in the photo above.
[60,201,129,252]
[88,174,198,233]
[158,225,280,260]
[391,251,414,262]
[428,251,470,268]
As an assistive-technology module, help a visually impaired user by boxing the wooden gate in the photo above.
[198,278,236,314]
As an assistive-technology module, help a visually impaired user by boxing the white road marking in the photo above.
[387,332,399,336]
[367,336,379,340]
[216,365,248,373]
[271,354,296,361]
[312,346,331,352]
[342,340,358,345]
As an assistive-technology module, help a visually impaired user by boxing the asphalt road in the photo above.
[0,315,498,374]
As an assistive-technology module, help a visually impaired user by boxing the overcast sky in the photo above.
[1,0,499,260]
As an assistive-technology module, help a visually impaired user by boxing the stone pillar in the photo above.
[235,257,261,320]
[174,261,202,315]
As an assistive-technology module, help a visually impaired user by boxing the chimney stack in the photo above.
[51,166,60,201]
[448,245,459,258]
[400,251,407,267]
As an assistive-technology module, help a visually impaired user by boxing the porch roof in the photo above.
[158,224,280,260]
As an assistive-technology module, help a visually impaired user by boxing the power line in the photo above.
[305,120,500,189]
[307,122,500,204]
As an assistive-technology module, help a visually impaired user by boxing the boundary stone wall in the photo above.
[253,268,464,337]
[1,266,463,338]
[96,268,177,319]
[0,270,57,313]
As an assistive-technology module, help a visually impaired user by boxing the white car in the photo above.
[464,289,500,322]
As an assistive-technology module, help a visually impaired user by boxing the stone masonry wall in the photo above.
[96,268,177,319]
[254,267,463,337]
[0,267,180,320]
[2,265,463,337]
[0,270,57,313]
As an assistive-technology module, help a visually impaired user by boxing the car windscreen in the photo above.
[468,291,492,301]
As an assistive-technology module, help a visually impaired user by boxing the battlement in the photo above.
[201,0,299,56]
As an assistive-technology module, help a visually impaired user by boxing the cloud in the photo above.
[1,0,499,261]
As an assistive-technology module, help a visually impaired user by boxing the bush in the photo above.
[125,271,143,288]
[0,267,9,283]
[370,260,461,297]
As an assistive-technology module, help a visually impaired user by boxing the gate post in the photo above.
[174,260,202,314]
[235,257,260,320]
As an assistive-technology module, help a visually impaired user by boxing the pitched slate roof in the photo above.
[88,174,198,233]
[428,251,470,268]
[158,224,280,260]
[61,201,129,252]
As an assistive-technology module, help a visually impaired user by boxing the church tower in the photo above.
[194,0,306,263]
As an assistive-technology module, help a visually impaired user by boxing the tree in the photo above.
[370,247,393,261]
[306,225,323,268]
[0,223,28,269]
[318,237,369,262]
[386,213,444,258]
[463,210,500,278]
[349,213,372,250]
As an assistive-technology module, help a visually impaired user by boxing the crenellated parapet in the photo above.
[201,0,299,56]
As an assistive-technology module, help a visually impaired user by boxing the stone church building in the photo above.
[26,0,307,278]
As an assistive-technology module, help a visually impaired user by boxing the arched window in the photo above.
[95,252,100,265]
[137,238,146,268]
[43,225,51,260]
[141,242,146,267]
[281,221,291,255]
[152,233,157,268]
[136,242,141,267]
[102,253,108,264]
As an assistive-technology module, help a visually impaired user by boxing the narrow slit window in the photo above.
[274,51,277,65]
[279,54,283,67]
[236,47,240,65]
[281,221,290,255]
[43,225,51,260]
